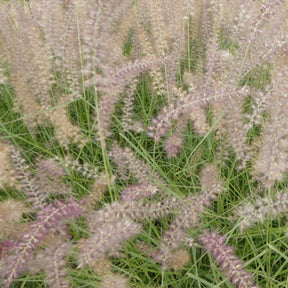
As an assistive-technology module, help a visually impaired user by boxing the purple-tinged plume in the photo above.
[2,198,82,288]
[10,149,45,210]
[109,142,165,185]
[120,183,159,202]
[78,218,142,268]
[234,190,288,231]
[86,197,178,231]
[199,231,259,288]
[44,241,72,288]
[155,163,223,268]
[94,57,163,141]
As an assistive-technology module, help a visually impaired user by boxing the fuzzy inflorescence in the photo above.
[1,0,288,287]
[199,231,259,288]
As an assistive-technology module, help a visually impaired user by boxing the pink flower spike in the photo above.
[199,231,259,288]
